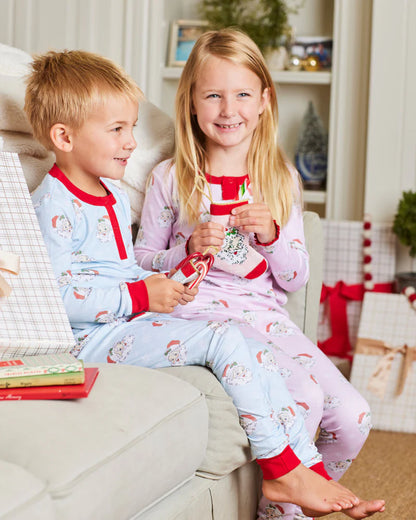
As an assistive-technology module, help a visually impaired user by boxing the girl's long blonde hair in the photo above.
[174,28,301,227]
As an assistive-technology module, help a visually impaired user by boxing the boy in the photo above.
[26,50,383,519]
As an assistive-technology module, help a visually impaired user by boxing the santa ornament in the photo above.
[209,200,268,279]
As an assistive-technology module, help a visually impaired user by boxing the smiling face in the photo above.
[192,56,269,159]
[58,95,138,194]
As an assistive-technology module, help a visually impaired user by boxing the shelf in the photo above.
[162,67,331,85]
[303,190,326,204]
[270,70,331,85]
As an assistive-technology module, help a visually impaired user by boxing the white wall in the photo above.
[0,0,152,95]
[365,0,416,271]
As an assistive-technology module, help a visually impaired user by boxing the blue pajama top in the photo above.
[32,164,151,336]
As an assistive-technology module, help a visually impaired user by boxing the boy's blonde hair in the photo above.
[24,50,143,150]
[174,28,300,227]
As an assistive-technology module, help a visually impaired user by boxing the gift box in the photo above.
[350,292,416,433]
[0,151,75,359]
[317,219,396,359]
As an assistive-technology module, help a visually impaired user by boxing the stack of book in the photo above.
[0,353,99,400]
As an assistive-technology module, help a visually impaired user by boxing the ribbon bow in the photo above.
[356,338,416,399]
[0,250,20,297]
[318,281,394,360]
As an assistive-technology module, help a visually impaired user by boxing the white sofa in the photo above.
[0,44,324,520]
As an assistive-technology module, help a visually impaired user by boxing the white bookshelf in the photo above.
[163,67,332,85]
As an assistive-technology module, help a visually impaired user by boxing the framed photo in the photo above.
[291,36,333,70]
[168,20,209,67]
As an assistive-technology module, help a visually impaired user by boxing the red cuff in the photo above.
[310,461,332,480]
[127,280,149,314]
[257,445,301,480]
[255,221,280,246]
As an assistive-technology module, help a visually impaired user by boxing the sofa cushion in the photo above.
[160,366,253,479]
[0,363,208,520]
[0,460,54,520]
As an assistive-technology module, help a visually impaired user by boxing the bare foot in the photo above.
[343,499,385,518]
[317,481,385,519]
[303,495,385,518]
[262,464,359,515]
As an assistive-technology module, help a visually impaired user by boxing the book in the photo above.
[0,353,83,381]
[0,367,99,400]
[0,370,85,389]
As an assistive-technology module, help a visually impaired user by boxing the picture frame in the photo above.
[291,36,333,70]
[168,20,209,67]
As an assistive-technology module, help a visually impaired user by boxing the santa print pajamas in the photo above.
[32,164,328,486]
[134,160,372,520]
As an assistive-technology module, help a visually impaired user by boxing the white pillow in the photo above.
[0,43,175,226]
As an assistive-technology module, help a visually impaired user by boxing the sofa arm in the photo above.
[285,211,323,344]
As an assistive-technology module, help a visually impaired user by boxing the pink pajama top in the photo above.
[134,159,309,338]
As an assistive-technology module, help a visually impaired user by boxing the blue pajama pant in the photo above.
[76,314,321,469]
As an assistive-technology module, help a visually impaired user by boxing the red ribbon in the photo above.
[318,281,394,360]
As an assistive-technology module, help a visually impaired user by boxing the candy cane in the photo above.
[188,255,214,289]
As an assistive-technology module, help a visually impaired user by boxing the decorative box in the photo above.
[317,219,396,359]
[350,292,416,433]
[0,152,75,359]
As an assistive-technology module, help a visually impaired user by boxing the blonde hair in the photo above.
[24,50,143,150]
[174,28,300,227]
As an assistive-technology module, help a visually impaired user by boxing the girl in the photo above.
[134,29,384,520]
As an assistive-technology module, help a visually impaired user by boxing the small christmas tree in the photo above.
[295,101,328,189]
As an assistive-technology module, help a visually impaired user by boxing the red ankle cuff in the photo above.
[257,445,301,480]
[310,461,331,480]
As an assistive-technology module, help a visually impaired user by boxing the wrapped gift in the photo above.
[0,152,75,359]
[350,292,416,433]
[317,218,396,359]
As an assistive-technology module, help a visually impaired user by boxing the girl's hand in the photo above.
[188,222,225,255]
[229,203,276,244]
[144,273,185,313]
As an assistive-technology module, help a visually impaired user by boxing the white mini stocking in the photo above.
[209,201,268,279]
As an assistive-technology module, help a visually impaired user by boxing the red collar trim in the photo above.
[49,164,116,207]
[204,173,249,200]
[204,173,249,184]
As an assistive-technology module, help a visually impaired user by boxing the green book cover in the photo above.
[0,353,83,380]
[0,370,85,389]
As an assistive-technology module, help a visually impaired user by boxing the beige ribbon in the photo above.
[356,338,416,399]
[0,251,20,297]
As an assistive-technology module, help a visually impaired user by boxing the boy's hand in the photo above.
[229,203,276,244]
[144,274,185,313]
[188,222,225,255]
[178,285,198,305]
[167,268,199,305]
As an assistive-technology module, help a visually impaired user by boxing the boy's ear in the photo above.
[50,123,73,152]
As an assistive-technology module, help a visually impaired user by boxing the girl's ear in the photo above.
[50,123,73,152]
[259,87,271,115]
